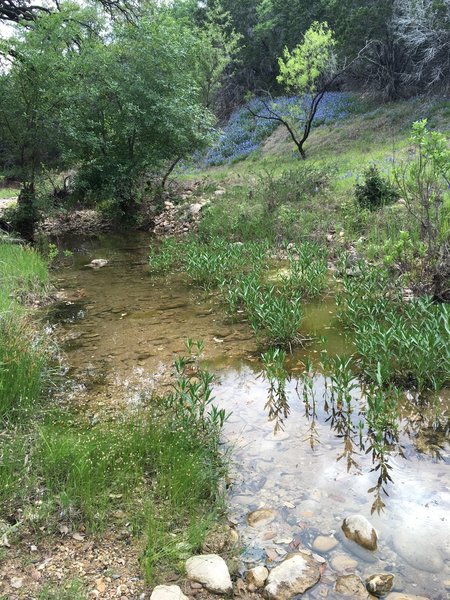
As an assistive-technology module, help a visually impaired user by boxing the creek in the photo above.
[48,232,450,599]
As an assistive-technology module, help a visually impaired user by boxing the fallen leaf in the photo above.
[96,578,107,593]
[59,525,69,535]
[72,532,85,541]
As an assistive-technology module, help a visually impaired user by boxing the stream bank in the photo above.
[42,233,450,599]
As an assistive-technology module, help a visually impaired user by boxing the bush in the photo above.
[355,165,399,211]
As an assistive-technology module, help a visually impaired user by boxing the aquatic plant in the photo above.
[148,237,182,275]
[336,261,450,390]
[261,347,290,431]
[284,242,328,297]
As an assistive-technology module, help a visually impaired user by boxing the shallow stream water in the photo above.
[49,232,450,599]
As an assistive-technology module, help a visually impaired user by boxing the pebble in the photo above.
[247,566,269,588]
[365,573,394,597]
[331,554,358,572]
[312,535,338,553]
[247,509,277,527]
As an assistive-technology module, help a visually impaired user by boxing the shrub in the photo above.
[355,165,399,211]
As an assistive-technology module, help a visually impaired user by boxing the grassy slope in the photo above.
[187,96,450,196]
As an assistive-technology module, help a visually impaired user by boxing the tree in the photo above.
[0,4,217,234]
[195,2,242,111]
[248,22,337,159]
[395,0,450,94]
[0,0,135,24]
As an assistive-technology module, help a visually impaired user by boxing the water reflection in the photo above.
[260,360,449,514]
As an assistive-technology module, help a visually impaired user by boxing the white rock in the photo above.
[186,554,232,594]
[87,258,108,268]
[264,552,321,600]
[342,515,378,551]
[150,585,188,600]
[247,566,268,588]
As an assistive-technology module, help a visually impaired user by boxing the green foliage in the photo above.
[0,243,50,422]
[148,237,183,275]
[337,261,450,391]
[277,21,336,93]
[393,120,450,297]
[355,165,399,211]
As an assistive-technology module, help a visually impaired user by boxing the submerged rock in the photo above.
[312,535,338,553]
[334,574,371,599]
[247,508,277,527]
[264,552,321,600]
[385,594,431,600]
[365,573,394,597]
[392,529,443,573]
[185,554,232,594]
[331,554,358,572]
[150,586,188,600]
[246,566,268,588]
[342,515,378,551]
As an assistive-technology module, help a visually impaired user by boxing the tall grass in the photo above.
[0,242,50,422]
[0,242,48,300]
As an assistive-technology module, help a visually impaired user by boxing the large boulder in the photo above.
[342,515,378,551]
[186,554,233,595]
[264,552,321,600]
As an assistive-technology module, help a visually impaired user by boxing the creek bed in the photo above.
[49,232,450,599]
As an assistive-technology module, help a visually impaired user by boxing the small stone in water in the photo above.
[365,573,394,597]
[312,535,338,553]
[247,508,277,527]
[342,515,378,551]
[331,554,358,572]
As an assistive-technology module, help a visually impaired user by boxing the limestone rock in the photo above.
[365,574,394,597]
[264,552,321,600]
[385,594,431,600]
[247,566,269,588]
[247,508,277,527]
[342,515,378,551]
[150,586,189,600]
[334,575,370,599]
[312,535,338,553]
[186,554,233,594]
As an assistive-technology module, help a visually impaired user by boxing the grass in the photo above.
[0,240,226,588]
[0,342,226,583]
[0,242,50,422]
[0,187,19,200]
